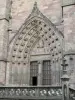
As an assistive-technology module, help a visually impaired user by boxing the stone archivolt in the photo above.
[8,2,64,85]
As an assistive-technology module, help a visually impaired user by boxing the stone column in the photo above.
[38,61,43,85]
[0,0,11,85]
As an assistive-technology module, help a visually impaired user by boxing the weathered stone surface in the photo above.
[0,0,10,85]
[7,0,75,86]
[0,0,75,86]
[62,0,75,6]
[11,0,61,30]
[63,5,75,51]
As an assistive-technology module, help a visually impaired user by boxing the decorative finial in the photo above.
[31,1,39,14]
[34,1,37,8]
[27,1,40,19]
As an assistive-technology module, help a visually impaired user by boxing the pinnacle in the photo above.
[31,1,39,15]
[34,1,37,7]
[33,1,38,10]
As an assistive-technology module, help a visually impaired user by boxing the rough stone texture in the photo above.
[0,0,10,85]
[0,0,7,19]
[0,0,75,86]
[63,5,75,52]
[62,3,75,85]
[6,1,63,86]
[9,0,62,42]
[11,0,61,29]
[62,0,75,6]
[64,51,75,84]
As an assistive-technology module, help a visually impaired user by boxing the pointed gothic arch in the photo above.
[8,2,64,85]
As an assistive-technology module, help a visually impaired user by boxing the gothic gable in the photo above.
[8,2,64,85]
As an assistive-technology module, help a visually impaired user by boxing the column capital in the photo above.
[38,60,43,64]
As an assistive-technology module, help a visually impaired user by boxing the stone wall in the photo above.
[6,0,64,86]
[63,5,75,51]
[0,0,75,85]
[9,0,62,41]
[8,0,75,85]
[0,0,11,85]
[10,0,75,52]
[11,0,61,30]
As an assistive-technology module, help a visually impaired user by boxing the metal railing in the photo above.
[0,86,62,100]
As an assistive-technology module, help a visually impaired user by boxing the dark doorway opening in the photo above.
[32,76,37,86]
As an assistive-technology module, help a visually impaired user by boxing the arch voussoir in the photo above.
[8,5,64,85]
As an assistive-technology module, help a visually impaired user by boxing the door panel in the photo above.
[30,61,38,85]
